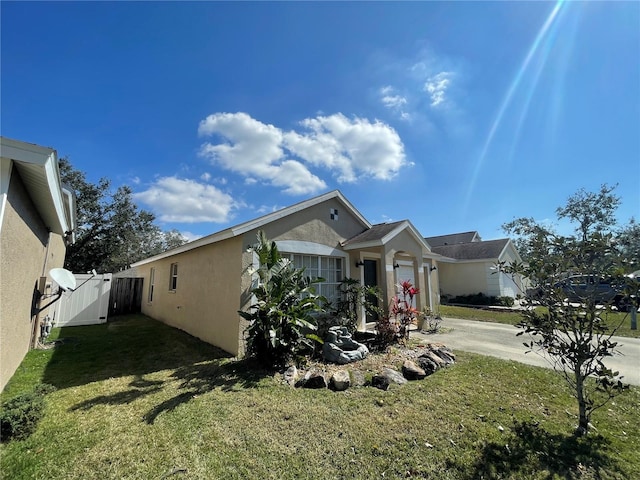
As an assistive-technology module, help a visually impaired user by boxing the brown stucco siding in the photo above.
[1,171,66,391]
[140,236,244,356]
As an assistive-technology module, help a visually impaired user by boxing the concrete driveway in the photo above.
[412,317,640,386]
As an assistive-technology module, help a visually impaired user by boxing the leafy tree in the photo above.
[500,184,636,436]
[239,231,324,369]
[59,158,187,272]
[617,218,640,271]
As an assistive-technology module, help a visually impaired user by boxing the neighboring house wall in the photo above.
[438,261,488,298]
[0,170,66,391]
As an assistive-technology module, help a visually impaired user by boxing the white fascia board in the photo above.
[61,186,77,243]
[440,257,499,265]
[501,239,523,264]
[0,159,12,233]
[133,189,372,267]
[131,228,235,267]
[0,137,69,236]
[43,151,70,235]
[232,189,370,236]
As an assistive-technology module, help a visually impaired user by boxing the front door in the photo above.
[363,259,379,322]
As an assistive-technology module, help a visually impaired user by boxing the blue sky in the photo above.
[3,1,639,242]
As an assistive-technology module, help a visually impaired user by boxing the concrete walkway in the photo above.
[412,317,640,386]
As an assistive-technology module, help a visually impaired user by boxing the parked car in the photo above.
[526,274,635,311]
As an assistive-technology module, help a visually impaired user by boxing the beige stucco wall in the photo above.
[1,170,66,391]
[138,197,371,355]
[140,235,244,356]
[247,197,366,247]
[438,261,489,298]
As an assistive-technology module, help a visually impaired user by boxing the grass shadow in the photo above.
[42,314,233,389]
[143,357,270,424]
[470,419,622,479]
[53,315,272,423]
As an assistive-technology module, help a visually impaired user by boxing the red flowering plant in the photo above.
[390,279,420,341]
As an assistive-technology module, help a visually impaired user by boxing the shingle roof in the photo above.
[425,231,480,247]
[342,221,405,246]
[431,238,509,261]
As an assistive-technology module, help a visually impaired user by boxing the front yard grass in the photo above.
[440,305,640,339]
[2,314,639,479]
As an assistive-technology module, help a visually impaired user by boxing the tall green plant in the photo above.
[329,278,383,333]
[239,231,324,369]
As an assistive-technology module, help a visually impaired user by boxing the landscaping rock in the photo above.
[322,326,369,364]
[371,375,390,391]
[351,370,366,387]
[416,356,439,375]
[283,366,298,386]
[402,360,426,380]
[423,350,445,368]
[382,367,408,385]
[330,370,351,391]
[430,347,455,365]
[303,370,327,389]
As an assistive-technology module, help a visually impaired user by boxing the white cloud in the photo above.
[180,231,203,242]
[198,112,407,194]
[379,85,408,109]
[134,176,241,223]
[200,172,211,181]
[290,113,406,182]
[424,71,453,107]
[199,112,327,195]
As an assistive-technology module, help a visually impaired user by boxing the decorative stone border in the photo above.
[283,344,455,392]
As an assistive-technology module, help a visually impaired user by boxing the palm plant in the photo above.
[239,231,324,369]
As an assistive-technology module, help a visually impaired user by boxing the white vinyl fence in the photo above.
[52,273,112,327]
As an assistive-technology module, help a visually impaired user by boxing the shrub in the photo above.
[446,293,515,307]
[498,296,515,307]
[1,383,56,442]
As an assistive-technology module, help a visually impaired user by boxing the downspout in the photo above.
[30,231,52,348]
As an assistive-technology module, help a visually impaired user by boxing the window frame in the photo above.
[169,263,178,292]
[148,267,155,303]
[284,253,344,304]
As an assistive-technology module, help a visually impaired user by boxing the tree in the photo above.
[500,184,636,436]
[60,158,187,272]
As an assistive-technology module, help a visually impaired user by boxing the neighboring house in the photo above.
[129,190,443,357]
[1,137,76,391]
[425,231,524,299]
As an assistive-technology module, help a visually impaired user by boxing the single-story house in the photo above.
[425,231,524,299]
[129,190,443,357]
[1,137,76,391]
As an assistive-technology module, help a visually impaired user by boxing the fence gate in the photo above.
[108,277,143,317]
[53,273,112,327]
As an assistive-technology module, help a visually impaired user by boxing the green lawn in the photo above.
[440,305,640,338]
[2,314,639,479]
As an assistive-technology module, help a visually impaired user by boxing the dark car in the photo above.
[527,274,634,311]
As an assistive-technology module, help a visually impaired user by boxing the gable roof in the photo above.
[132,190,371,266]
[342,221,405,247]
[342,220,443,260]
[425,231,480,247]
[0,137,76,243]
[431,238,511,261]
